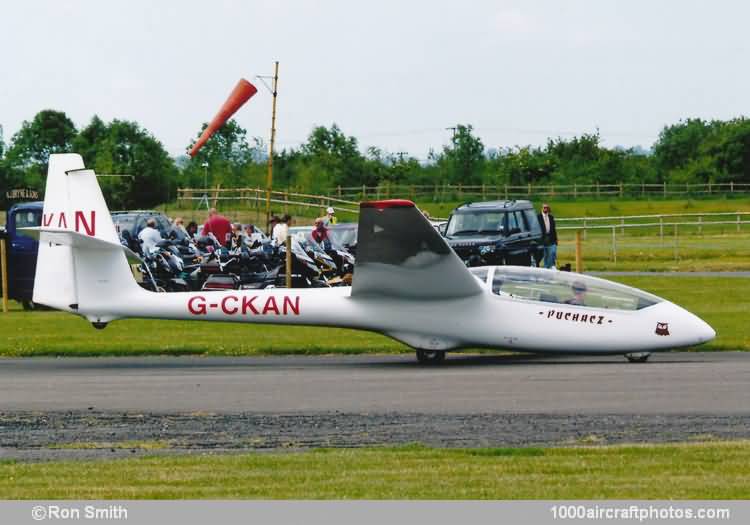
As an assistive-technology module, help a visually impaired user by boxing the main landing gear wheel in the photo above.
[416,349,446,365]
[625,352,651,363]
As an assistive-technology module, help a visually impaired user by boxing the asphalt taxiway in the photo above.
[2,352,748,460]
[1,352,748,414]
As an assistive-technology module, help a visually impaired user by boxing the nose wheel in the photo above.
[416,349,446,365]
[625,352,651,363]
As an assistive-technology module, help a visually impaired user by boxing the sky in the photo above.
[1,0,749,160]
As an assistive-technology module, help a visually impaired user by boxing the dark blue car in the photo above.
[3,201,43,309]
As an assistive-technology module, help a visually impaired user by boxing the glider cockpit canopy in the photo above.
[472,266,663,311]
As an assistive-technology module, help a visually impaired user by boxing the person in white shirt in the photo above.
[272,214,291,246]
[138,218,163,254]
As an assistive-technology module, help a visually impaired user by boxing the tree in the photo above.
[6,110,77,171]
[74,117,177,209]
[653,118,716,174]
[298,124,370,189]
[438,125,485,185]
[182,119,264,190]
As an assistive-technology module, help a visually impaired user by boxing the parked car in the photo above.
[111,210,171,252]
[441,200,543,266]
[2,201,43,309]
[327,222,358,255]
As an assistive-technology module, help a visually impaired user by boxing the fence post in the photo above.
[575,230,583,273]
[620,217,625,235]
[1,236,8,313]
[337,185,342,198]
[596,182,600,197]
[362,184,366,199]
[663,181,667,197]
[458,184,463,200]
[738,215,741,233]
[708,181,712,194]
[641,182,645,197]
[619,182,623,197]
[285,235,293,289]
[731,181,734,193]
[611,226,617,264]
[527,183,531,197]
[698,215,702,235]
[504,184,508,200]
[583,219,587,241]
[573,183,577,199]
[482,184,486,200]
[660,217,664,245]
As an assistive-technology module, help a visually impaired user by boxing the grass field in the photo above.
[557,232,750,271]
[0,276,747,356]
[419,196,750,221]
[1,441,748,499]
[158,195,750,226]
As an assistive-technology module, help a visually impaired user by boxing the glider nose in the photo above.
[682,309,715,345]
[695,318,716,344]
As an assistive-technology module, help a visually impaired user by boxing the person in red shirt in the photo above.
[202,208,232,246]
[312,217,332,251]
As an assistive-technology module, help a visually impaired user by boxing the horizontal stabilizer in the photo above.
[20,227,142,262]
[352,200,483,300]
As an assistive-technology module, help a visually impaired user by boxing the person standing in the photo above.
[202,207,232,246]
[323,207,337,226]
[537,203,558,269]
[272,214,290,246]
[312,217,332,251]
[169,217,189,242]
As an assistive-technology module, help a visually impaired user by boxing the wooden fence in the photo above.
[179,181,750,210]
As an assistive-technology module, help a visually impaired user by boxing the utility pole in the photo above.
[257,61,280,232]
[446,126,458,142]
[197,161,210,210]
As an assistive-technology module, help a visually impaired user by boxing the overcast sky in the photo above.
[1,0,748,159]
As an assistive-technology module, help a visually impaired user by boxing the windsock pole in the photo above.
[265,61,279,232]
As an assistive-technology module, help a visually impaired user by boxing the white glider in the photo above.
[25,154,715,363]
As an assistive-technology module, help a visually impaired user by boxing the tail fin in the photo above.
[31,154,141,320]
[351,200,483,300]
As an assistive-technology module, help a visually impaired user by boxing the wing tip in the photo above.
[360,199,415,210]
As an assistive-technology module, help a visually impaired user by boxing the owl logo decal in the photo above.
[655,322,670,336]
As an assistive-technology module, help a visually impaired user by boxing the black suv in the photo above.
[442,200,543,266]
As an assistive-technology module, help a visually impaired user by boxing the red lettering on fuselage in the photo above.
[242,296,259,315]
[188,295,207,315]
[283,296,300,315]
[42,210,96,237]
[262,296,280,315]
[75,210,96,236]
[188,294,301,317]
[221,295,239,314]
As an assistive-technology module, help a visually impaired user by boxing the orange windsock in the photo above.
[189,78,258,157]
